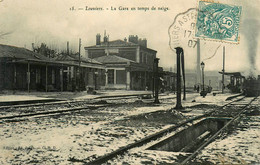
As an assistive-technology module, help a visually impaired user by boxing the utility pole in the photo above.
[196,38,201,85]
[78,38,81,91]
[222,46,225,94]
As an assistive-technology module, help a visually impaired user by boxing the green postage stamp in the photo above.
[195,1,242,43]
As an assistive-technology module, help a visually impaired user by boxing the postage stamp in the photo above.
[195,1,242,43]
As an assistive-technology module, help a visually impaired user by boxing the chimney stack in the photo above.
[67,41,69,55]
[32,43,35,51]
[96,33,101,45]
[128,35,138,44]
[124,37,127,42]
[103,30,109,43]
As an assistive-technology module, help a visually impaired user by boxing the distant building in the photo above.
[184,70,220,91]
[84,34,157,90]
[161,71,176,92]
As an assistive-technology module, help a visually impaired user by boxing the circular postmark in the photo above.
[168,8,197,51]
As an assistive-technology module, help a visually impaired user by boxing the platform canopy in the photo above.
[218,71,245,78]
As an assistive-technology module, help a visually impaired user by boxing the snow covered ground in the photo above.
[195,115,260,164]
[0,94,180,164]
[107,97,260,164]
[0,95,50,102]
[0,92,255,164]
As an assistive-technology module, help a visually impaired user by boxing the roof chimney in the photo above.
[32,43,35,51]
[128,35,138,44]
[67,41,69,55]
[96,33,101,45]
[124,37,127,42]
[138,38,147,47]
[103,30,109,43]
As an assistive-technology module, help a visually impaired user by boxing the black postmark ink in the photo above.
[168,8,197,51]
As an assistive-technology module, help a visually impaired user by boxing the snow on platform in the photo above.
[0,95,51,102]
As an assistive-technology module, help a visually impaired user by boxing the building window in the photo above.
[116,70,126,84]
[107,69,114,84]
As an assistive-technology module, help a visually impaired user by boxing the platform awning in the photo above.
[218,71,245,78]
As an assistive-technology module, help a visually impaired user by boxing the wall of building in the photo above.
[117,48,136,61]
[86,49,106,59]
[86,47,137,62]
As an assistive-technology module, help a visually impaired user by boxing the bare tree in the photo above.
[33,43,58,58]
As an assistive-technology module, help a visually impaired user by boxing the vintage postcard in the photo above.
[0,0,259,164]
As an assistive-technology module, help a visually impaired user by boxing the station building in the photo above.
[84,34,157,90]
[0,44,105,92]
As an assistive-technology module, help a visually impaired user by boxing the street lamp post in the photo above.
[201,61,205,98]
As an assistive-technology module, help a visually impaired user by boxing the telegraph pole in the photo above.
[196,38,201,85]
[222,46,225,94]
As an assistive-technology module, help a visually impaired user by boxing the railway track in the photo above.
[0,93,252,164]
[0,93,177,123]
[181,96,258,164]
[83,95,257,165]
[0,94,173,111]
[0,104,107,122]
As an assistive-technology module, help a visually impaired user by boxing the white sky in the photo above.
[0,0,260,76]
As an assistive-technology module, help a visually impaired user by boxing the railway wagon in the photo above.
[243,75,260,97]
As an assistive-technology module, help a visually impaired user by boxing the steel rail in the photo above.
[0,93,152,110]
[82,96,248,165]
[0,104,109,122]
[181,96,258,164]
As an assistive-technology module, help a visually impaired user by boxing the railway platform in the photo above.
[0,90,241,106]
[0,90,153,105]
[0,95,60,106]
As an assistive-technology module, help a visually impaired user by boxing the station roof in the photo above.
[218,71,245,77]
[0,44,104,69]
[0,44,50,61]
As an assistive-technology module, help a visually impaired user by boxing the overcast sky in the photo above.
[0,0,259,76]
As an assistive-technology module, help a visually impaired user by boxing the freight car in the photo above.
[243,75,260,97]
